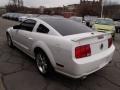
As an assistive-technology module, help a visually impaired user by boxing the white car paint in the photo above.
[6,17,115,78]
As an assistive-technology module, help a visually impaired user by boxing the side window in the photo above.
[37,24,49,33]
[20,19,36,32]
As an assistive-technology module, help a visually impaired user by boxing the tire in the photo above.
[35,50,54,76]
[6,34,14,48]
[112,33,115,40]
[115,27,118,33]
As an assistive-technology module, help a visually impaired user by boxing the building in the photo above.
[79,0,102,16]
[66,4,80,11]
[39,6,45,14]
[62,4,80,17]
[44,7,63,15]
[104,5,120,19]
[0,7,6,16]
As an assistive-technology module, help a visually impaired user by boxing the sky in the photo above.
[0,0,119,7]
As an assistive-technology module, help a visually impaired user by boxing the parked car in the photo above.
[6,17,115,78]
[2,13,23,21]
[114,20,120,33]
[19,16,28,22]
[84,16,98,27]
[19,14,39,22]
[12,13,24,21]
[1,13,7,18]
[8,13,15,20]
[92,18,116,39]
[4,13,12,19]
[70,16,83,23]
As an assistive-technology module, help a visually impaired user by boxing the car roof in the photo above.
[28,17,93,36]
[37,16,67,21]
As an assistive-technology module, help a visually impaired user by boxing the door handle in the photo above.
[23,34,33,40]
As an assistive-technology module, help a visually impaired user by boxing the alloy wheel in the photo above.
[36,53,48,74]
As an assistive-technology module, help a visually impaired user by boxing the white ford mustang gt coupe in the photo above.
[6,17,115,78]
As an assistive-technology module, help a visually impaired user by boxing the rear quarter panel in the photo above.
[31,32,74,70]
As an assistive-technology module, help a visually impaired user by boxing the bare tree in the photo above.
[9,0,23,7]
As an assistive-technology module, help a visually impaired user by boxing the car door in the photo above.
[14,19,36,53]
[25,23,50,56]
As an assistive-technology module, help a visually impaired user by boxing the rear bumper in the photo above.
[63,45,115,78]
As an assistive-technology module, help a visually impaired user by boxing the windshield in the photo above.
[95,19,114,25]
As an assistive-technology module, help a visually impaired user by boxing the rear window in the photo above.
[41,18,93,36]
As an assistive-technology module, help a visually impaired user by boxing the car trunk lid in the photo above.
[64,32,111,56]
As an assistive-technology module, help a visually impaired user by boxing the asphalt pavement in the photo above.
[0,17,120,90]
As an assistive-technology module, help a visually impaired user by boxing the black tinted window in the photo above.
[37,24,49,33]
[41,18,93,36]
[20,19,36,31]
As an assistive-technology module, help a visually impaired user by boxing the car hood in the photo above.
[94,24,115,31]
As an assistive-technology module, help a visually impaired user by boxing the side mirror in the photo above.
[13,25,21,29]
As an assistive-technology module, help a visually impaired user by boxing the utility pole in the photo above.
[100,0,103,18]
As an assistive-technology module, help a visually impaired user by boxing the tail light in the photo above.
[75,44,91,59]
[108,38,112,48]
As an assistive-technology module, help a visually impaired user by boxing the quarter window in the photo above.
[37,24,49,33]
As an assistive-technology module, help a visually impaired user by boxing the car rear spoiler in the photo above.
[71,32,111,42]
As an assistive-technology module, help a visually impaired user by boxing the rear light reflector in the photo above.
[75,44,91,59]
[108,38,112,48]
